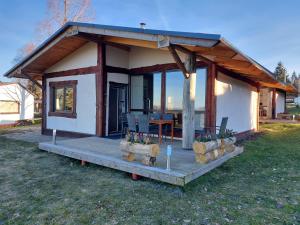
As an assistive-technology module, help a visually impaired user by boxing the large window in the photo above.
[49,80,77,118]
[130,73,162,113]
[165,69,206,129]
[129,68,207,130]
[0,100,19,114]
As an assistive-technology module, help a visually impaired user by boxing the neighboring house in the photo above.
[3,22,296,148]
[0,82,34,127]
[259,88,286,119]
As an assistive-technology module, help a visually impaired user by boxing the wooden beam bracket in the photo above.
[21,71,42,89]
[168,44,189,78]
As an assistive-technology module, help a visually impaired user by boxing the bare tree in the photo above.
[14,0,95,63]
[11,0,94,104]
[36,0,95,43]
[13,42,36,64]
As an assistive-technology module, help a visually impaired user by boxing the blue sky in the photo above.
[1,0,300,81]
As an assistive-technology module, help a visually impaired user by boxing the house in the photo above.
[3,22,296,148]
[259,84,296,119]
[0,82,34,127]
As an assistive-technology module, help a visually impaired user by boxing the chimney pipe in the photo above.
[140,22,146,29]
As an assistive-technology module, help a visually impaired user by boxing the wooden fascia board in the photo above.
[77,26,218,48]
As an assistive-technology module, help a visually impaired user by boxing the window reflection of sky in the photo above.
[165,69,206,111]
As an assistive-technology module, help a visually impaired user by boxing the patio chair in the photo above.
[120,113,128,138]
[137,114,158,137]
[127,113,137,133]
[196,117,228,140]
[149,112,161,120]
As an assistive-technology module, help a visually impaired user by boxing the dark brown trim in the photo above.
[41,75,47,134]
[205,63,217,130]
[43,128,92,138]
[48,80,77,118]
[284,91,287,113]
[45,66,98,78]
[45,65,129,79]
[0,100,20,114]
[106,65,129,74]
[217,66,260,89]
[257,86,260,131]
[272,88,276,119]
[95,43,106,136]
[129,61,207,75]
[161,70,166,113]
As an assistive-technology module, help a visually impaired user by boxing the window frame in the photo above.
[0,100,20,114]
[48,80,77,118]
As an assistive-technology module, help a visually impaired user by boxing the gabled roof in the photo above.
[3,21,296,93]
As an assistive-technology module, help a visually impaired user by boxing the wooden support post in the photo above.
[284,91,287,113]
[182,53,196,149]
[205,63,217,131]
[96,43,107,136]
[256,87,260,131]
[161,71,166,113]
[272,88,277,119]
[41,75,47,134]
[131,173,141,180]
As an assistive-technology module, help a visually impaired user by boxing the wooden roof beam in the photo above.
[76,33,131,52]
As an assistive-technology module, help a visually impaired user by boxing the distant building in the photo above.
[0,82,34,127]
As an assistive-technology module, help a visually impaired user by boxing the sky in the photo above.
[0,0,300,81]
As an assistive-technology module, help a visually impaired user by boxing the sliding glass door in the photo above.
[130,73,162,114]
[165,68,207,129]
[130,68,207,131]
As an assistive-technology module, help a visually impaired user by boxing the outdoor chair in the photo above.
[149,112,161,120]
[195,117,229,140]
[127,113,137,133]
[137,114,158,137]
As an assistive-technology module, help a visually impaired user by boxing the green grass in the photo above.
[0,124,299,224]
[287,105,300,115]
[0,124,40,135]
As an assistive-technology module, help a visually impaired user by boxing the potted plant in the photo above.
[120,132,160,166]
[193,130,237,164]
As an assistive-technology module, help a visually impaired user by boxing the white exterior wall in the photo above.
[216,72,258,133]
[0,84,34,125]
[46,74,96,134]
[128,46,184,69]
[276,91,285,115]
[106,45,129,68]
[45,42,97,73]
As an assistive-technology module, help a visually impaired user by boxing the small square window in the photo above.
[48,80,77,118]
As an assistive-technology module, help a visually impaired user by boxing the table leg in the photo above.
[171,122,174,143]
[159,123,162,144]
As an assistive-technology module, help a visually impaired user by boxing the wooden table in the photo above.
[150,119,174,144]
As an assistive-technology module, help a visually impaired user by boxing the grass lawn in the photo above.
[287,106,300,115]
[0,124,299,225]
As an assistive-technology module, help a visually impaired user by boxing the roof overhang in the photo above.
[3,22,294,92]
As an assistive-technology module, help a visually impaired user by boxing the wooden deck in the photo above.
[38,137,243,186]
